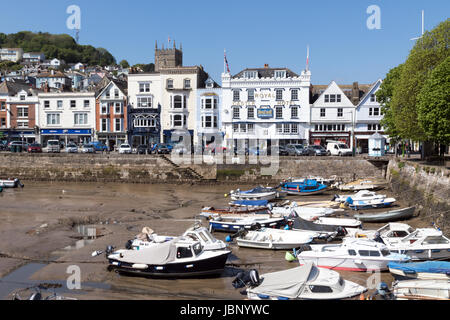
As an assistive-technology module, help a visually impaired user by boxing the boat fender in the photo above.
[284,225,290,230]
[346,197,353,204]
[225,235,232,242]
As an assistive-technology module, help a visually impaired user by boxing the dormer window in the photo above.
[244,71,257,79]
[205,79,214,88]
[274,70,286,78]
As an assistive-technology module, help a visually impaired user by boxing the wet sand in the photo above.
[0,180,432,300]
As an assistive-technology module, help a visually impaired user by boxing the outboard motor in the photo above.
[232,269,260,289]
[250,222,262,231]
[336,226,348,237]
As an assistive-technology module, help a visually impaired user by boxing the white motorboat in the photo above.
[348,197,396,210]
[288,176,337,185]
[384,228,450,261]
[236,228,315,250]
[296,238,411,271]
[230,186,282,201]
[346,223,415,243]
[107,237,231,278]
[128,224,227,251]
[271,202,337,219]
[245,262,367,300]
[333,190,386,203]
[392,279,450,300]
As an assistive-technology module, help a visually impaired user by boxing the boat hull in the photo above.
[354,207,415,223]
[389,268,450,281]
[209,219,286,233]
[298,257,391,272]
[108,251,231,278]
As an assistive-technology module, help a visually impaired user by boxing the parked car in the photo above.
[89,141,109,152]
[8,141,29,152]
[46,140,61,153]
[326,141,353,156]
[278,145,289,156]
[27,143,42,153]
[306,145,330,156]
[154,143,171,154]
[285,144,312,156]
[81,144,95,153]
[65,143,78,153]
[118,143,132,154]
[136,144,148,154]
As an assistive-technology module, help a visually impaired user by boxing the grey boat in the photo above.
[354,207,415,223]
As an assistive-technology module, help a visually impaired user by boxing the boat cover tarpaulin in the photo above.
[291,217,338,232]
[247,262,314,299]
[231,200,269,207]
[120,239,178,264]
[388,261,450,274]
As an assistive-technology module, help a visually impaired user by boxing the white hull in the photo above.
[393,279,450,300]
[298,256,391,272]
[231,193,277,201]
[389,268,450,281]
[236,229,314,250]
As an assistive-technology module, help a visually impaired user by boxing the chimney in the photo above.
[43,81,49,93]
[352,82,359,105]
[264,64,269,68]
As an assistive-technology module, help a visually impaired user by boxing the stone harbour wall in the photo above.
[386,159,450,234]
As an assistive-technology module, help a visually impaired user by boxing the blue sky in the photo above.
[1,0,448,84]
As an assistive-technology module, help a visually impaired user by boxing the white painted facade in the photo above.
[221,67,311,149]
[196,78,222,146]
[310,81,356,148]
[37,92,96,145]
[0,48,23,62]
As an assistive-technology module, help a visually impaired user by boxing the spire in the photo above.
[173,39,176,49]
[155,40,158,49]
[180,42,182,51]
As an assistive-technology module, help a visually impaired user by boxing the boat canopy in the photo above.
[117,239,179,264]
[247,262,315,299]
[388,261,450,274]
[231,199,269,207]
[292,217,338,232]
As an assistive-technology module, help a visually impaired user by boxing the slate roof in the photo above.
[232,67,299,79]
[0,80,41,96]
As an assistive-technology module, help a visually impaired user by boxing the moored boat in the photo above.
[0,178,24,188]
[333,179,387,191]
[354,206,416,223]
[348,197,396,210]
[107,237,231,278]
[200,205,270,219]
[296,238,411,272]
[281,180,328,196]
[244,262,367,300]
[208,214,286,233]
[332,190,386,203]
[230,186,282,201]
[388,261,450,281]
[392,279,450,300]
[236,228,315,250]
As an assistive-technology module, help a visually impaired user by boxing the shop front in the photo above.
[309,131,351,148]
[40,128,93,147]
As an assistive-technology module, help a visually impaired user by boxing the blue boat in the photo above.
[230,199,269,207]
[209,215,286,233]
[281,179,328,196]
[388,261,450,280]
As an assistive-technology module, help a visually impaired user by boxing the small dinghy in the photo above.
[333,190,386,203]
[106,237,231,278]
[388,261,450,281]
[295,238,411,272]
[242,262,367,300]
[230,199,269,207]
[345,222,415,243]
[288,175,337,186]
[208,214,286,233]
[312,216,362,229]
[0,178,24,188]
[200,206,269,219]
[289,217,348,240]
[354,206,415,223]
[126,224,227,252]
[271,203,336,219]
[281,180,328,196]
[230,186,282,201]
[236,228,315,250]
[392,279,450,300]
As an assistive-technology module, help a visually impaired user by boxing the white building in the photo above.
[221,65,311,150]
[355,79,386,153]
[37,92,96,145]
[0,48,23,62]
[23,52,45,64]
[196,77,222,147]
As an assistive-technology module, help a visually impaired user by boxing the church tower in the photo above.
[154,40,183,72]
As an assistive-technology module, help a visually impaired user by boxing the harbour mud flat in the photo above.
[0,181,434,300]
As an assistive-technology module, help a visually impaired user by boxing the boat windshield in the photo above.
[193,243,203,255]
[307,265,319,282]
[422,236,449,244]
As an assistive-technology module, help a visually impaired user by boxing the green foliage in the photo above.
[132,63,155,73]
[416,56,450,144]
[0,60,23,71]
[119,60,130,68]
[0,31,116,66]
[398,162,405,169]
[389,19,449,141]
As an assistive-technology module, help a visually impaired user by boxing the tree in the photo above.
[390,19,449,141]
[416,56,450,145]
[376,64,404,141]
[119,60,130,68]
